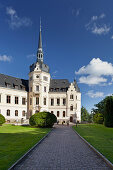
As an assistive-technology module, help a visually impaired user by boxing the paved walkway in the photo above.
[14,125,111,170]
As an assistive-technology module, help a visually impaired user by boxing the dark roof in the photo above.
[49,79,80,92]
[0,74,28,91]
[38,30,42,49]
[30,62,49,73]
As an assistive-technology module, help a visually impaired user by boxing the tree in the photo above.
[104,96,113,127]
[81,106,89,122]
[0,114,5,126]
[93,113,104,124]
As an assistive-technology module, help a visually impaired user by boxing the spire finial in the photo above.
[40,17,41,32]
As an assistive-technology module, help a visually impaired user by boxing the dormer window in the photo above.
[14,85,18,89]
[70,94,74,100]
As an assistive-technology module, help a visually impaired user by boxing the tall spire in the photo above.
[37,18,43,62]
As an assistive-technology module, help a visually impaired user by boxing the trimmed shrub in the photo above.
[0,114,5,126]
[29,112,57,128]
[104,96,113,127]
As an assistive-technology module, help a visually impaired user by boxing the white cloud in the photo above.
[27,53,35,58]
[0,55,12,62]
[76,58,113,85]
[86,90,104,98]
[79,75,107,85]
[91,24,111,35]
[85,13,111,35]
[6,7,32,29]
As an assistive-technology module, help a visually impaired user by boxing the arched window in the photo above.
[63,111,65,117]
[7,109,10,116]
[22,110,25,116]
[57,111,59,117]
[70,105,73,111]
[15,110,18,116]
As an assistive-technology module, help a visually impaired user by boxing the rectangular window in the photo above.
[51,98,54,106]
[15,97,18,104]
[57,111,59,117]
[36,97,39,105]
[57,98,60,105]
[22,98,26,105]
[63,98,66,105]
[36,86,39,91]
[22,110,25,116]
[51,111,54,114]
[70,95,74,99]
[44,86,46,92]
[44,98,46,105]
[76,96,77,100]
[30,98,32,105]
[7,95,11,103]
[0,94,1,103]
[15,110,18,116]
[43,76,48,81]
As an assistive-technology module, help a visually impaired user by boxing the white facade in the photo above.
[0,86,27,123]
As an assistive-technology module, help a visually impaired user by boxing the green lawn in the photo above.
[73,124,113,164]
[0,124,51,170]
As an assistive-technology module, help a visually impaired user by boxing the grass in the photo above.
[0,124,51,170]
[73,124,113,164]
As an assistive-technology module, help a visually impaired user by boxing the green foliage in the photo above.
[0,114,5,126]
[81,106,89,121]
[93,113,104,124]
[104,96,113,127]
[81,106,93,122]
[29,112,57,127]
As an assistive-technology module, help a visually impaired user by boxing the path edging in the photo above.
[72,127,113,169]
[8,128,54,170]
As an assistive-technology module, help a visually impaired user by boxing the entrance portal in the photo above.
[70,116,73,122]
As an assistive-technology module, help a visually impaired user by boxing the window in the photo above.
[15,110,18,116]
[22,98,26,105]
[15,97,18,104]
[0,94,1,103]
[22,110,25,116]
[76,96,77,100]
[30,98,32,105]
[70,105,73,111]
[51,98,54,106]
[14,85,18,89]
[0,109,1,114]
[7,95,11,103]
[76,103,77,109]
[6,83,11,88]
[57,111,59,117]
[29,110,32,117]
[43,76,48,81]
[36,97,39,105]
[30,87,32,92]
[51,111,54,114]
[44,86,46,92]
[63,98,66,105]
[7,109,10,116]
[63,111,65,117]
[44,98,46,105]
[36,86,39,91]
[57,98,60,105]
[70,94,74,99]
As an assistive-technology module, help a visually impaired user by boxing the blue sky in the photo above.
[0,0,113,112]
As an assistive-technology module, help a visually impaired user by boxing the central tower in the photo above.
[28,20,50,116]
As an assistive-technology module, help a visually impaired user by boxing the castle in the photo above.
[0,22,81,124]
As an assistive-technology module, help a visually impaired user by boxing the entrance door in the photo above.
[70,116,73,122]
